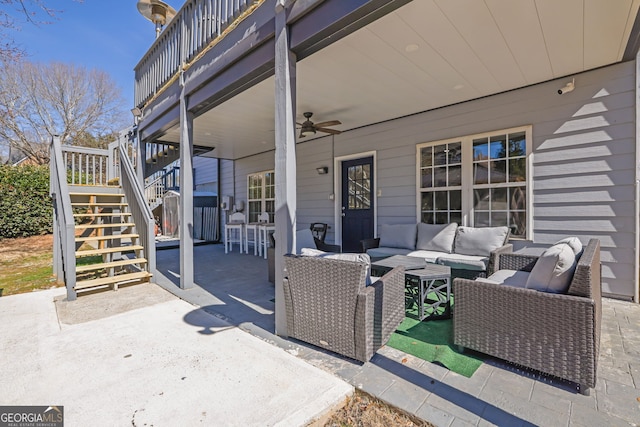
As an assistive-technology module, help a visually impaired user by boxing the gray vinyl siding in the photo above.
[219,159,235,224]
[226,60,636,300]
[193,157,218,189]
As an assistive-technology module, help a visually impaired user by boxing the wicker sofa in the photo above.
[283,254,405,362]
[453,238,601,394]
[362,223,512,279]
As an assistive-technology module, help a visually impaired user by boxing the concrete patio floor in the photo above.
[153,242,640,427]
[0,283,352,426]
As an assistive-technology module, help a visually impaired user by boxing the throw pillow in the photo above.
[525,242,577,293]
[554,237,583,255]
[379,224,417,250]
[454,226,509,256]
[416,222,458,253]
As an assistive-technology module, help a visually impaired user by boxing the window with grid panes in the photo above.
[247,171,275,223]
[417,127,530,238]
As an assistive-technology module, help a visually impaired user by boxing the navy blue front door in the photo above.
[341,156,374,252]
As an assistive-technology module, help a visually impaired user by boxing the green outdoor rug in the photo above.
[386,313,483,378]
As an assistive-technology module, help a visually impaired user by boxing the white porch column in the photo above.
[179,83,195,289]
[274,0,297,336]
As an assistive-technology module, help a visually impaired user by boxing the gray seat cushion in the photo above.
[436,253,489,271]
[366,247,412,259]
[476,269,530,288]
[416,222,457,253]
[406,249,446,264]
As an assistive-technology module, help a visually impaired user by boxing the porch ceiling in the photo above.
[160,0,640,160]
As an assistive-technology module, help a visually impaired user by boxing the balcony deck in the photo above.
[153,242,640,426]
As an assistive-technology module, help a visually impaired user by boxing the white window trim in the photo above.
[247,169,275,222]
[415,125,533,240]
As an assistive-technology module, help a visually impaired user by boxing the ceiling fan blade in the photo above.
[316,127,342,135]
[314,120,341,128]
[296,122,304,126]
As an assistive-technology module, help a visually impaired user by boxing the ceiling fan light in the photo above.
[300,126,316,137]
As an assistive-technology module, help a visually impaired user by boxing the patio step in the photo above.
[75,271,152,291]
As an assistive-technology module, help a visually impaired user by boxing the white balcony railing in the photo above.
[134,0,258,107]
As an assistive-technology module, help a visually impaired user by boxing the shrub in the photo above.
[0,165,53,238]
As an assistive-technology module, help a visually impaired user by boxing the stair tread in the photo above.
[76,258,148,273]
[74,212,132,217]
[75,271,152,290]
[75,222,135,229]
[71,202,128,206]
[75,233,138,242]
[76,245,144,257]
[70,193,124,197]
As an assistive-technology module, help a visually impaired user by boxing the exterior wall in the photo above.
[193,156,218,192]
[227,61,637,300]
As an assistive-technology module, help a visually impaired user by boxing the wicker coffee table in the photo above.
[406,264,452,321]
[370,254,426,275]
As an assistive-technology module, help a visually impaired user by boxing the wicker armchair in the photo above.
[453,239,601,394]
[283,255,405,362]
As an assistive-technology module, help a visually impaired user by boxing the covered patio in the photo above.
[135,0,640,338]
[153,243,640,426]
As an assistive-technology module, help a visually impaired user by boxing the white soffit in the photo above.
[163,0,640,160]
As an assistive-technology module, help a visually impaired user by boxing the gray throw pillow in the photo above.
[525,242,577,293]
[554,237,582,255]
[416,222,458,253]
[379,224,417,250]
[454,226,509,256]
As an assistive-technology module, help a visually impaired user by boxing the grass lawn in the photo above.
[0,234,59,296]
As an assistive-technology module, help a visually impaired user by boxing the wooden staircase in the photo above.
[70,187,152,293]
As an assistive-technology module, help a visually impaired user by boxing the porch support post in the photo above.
[135,125,145,187]
[179,82,195,289]
[635,48,640,303]
[274,0,297,336]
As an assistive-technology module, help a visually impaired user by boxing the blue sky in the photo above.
[11,0,181,109]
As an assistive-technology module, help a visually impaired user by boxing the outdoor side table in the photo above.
[406,264,452,321]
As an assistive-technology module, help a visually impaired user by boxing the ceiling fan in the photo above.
[297,112,342,138]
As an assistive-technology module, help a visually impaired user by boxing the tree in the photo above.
[0,60,129,164]
[0,0,81,61]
